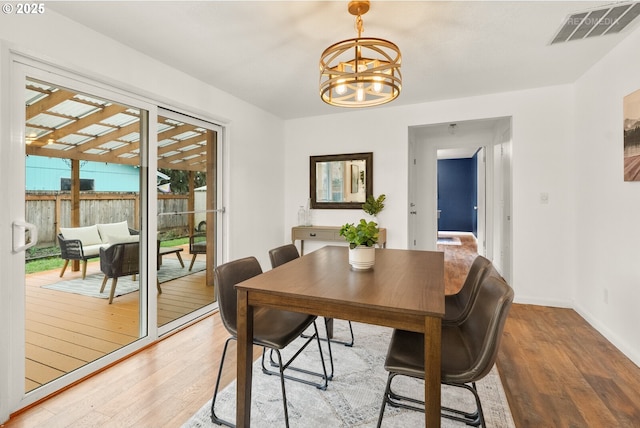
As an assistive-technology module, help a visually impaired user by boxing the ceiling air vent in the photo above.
[551,2,640,44]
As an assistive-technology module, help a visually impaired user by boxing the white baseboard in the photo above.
[573,302,640,369]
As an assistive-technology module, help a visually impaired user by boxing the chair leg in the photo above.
[344,320,355,347]
[210,337,235,428]
[81,260,88,279]
[323,318,335,380]
[441,381,486,427]
[189,254,197,271]
[261,321,328,390]
[100,275,109,293]
[59,259,69,277]
[377,373,487,428]
[157,278,162,295]
[210,337,294,428]
[108,277,118,304]
[376,372,395,428]
[272,349,291,428]
[280,319,335,380]
[304,318,355,347]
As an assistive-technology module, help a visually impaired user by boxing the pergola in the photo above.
[24,79,217,277]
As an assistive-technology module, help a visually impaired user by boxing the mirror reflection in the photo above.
[310,152,373,209]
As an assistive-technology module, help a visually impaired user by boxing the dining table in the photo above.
[235,245,445,427]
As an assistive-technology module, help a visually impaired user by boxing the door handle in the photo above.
[13,220,38,253]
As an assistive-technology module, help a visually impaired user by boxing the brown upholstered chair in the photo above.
[210,256,328,427]
[444,255,493,325]
[376,273,514,428]
[269,243,355,347]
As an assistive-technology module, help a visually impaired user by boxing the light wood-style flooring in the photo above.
[24,248,214,392]
[4,236,640,427]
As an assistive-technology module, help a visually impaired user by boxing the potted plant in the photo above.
[339,219,379,270]
[362,194,386,221]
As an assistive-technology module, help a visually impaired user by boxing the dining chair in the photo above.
[444,255,493,325]
[269,243,355,346]
[376,273,514,428]
[268,244,344,380]
[210,256,329,428]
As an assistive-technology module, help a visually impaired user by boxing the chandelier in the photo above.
[319,0,402,108]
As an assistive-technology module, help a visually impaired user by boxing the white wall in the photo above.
[284,24,640,367]
[285,85,576,307]
[572,25,640,366]
[0,10,286,269]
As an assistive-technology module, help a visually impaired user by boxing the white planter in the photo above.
[348,246,376,271]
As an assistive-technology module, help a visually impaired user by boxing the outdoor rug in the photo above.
[42,258,206,299]
[183,322,515,428]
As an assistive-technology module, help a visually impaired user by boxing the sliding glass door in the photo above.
[155,110,220,332]
[22,76,148,393]
[4,57,224,420]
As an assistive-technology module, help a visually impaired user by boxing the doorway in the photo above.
[407,117,512,282]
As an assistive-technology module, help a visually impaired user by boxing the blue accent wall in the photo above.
[26,156,139,191]
[438,157,477,233]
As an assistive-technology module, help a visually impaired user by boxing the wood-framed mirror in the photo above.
[310,152,373,209]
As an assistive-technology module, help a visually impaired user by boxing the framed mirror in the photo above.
[310,152,373,209]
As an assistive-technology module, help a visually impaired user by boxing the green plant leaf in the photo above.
[362,194,386,216]
[339,219,379,248]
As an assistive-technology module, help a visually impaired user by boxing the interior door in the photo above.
[408,137,438,250]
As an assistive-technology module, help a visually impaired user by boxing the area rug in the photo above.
[41,258,206,299]
[183,322,515,427]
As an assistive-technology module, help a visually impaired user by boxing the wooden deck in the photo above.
[24,249,214,392]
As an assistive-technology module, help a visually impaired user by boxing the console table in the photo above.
[292,225,387,255]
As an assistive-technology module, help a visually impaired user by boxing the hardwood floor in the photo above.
[5,236,640,427]
[24,249,214,391]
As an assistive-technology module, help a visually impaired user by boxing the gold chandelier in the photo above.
[319,0,402,108]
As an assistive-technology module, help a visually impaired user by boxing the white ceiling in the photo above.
[49,1,639,120]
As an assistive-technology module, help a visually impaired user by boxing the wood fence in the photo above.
[26,192,191,247]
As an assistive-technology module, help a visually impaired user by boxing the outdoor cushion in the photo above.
[105,234,139,246]
[82,244,109,257]
[97,221,130,243]
[60,225,102,246]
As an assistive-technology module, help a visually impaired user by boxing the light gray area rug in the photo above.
[42,258,206,299]
[184,322,515,428]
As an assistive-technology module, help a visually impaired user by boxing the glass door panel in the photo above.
[24,78,146,392]
[156,112,217,328]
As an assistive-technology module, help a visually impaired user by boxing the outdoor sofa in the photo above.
[57,221,138,279]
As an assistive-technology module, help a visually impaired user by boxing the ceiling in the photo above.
[48,1,640,120]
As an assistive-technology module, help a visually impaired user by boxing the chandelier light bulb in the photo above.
[356,85,365,102]
[373,76,382,93]
[336,79,347,95]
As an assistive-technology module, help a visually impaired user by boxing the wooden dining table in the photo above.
[235,245,445,427]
